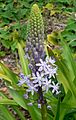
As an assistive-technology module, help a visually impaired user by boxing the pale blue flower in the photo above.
[18,77,27,86]
[47,105,52,109]
[44,67,57,78]
[19,73,25,79]
[46,56,56,65]
[24,94,28,99]
[27,83,38,95]
[36,59,48,72]
[38,104,41,108]
[36,58,57,79]
[50,81,60,95]
[27,102,33,106]
[42,79,51,92]
[18,74,30,86]
[32,72,45,87]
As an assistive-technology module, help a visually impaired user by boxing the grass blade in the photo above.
[0,105,16,120]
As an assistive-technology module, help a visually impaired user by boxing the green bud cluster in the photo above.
[27,4,44,43]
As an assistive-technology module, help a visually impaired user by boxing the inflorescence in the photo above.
[18,4,60,108]
[18,56,60,107]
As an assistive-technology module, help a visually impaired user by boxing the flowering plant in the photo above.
[0,4,76,120]
[17,4,61,119]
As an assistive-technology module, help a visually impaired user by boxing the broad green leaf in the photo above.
[57,60,76,98]
[61,42,76,78]
[0,73,12,83]
[8,88,27,110]
[0,62,18,85]
[28,106,41,120]
[63,109,76,120]
[9,88,41,120]
[17,42,30,75]
[56,35,76,98]
[0,99,17,105]
[54,97,60,120]
[57,69,69,93]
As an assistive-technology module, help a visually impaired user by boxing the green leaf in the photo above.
[61,42,76,78]
[17,42,30,75]
[54,97,60,120]
[13,106,26,120]
[0,73,12,83]
[0,51,5,57]
[28,106,41,120]
[9,88,41,120]
[8,88,27,110]
[57,34,76,98]
[0,105,16,120]
[66,22,76,31]
[0,99,17,105]
[63,109,76,120]
[0,62,18,85]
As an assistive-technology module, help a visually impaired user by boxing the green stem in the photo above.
[38,87,47,120]
[41,104,47,120]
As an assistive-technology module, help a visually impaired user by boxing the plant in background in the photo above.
[0,0,51,54]
[61,16,76,50]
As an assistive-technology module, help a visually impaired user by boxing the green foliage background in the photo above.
[0,0,50,51]
[0,0,76,52]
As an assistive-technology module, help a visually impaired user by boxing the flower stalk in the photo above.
[38,86,47,120]
[26,4,48,119]
[41,104,47,120]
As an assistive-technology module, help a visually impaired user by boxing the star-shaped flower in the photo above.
[36,59,48,72]
[27,82,38,95]
[42,78,51,92]
[46,56,56,65]
[18,73,30,86]
[32,72,45,87]
[50,81,60,95]
[45,67,57,78]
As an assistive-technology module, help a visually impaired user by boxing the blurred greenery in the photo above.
[0,0,76,54]
[0,0,50,53]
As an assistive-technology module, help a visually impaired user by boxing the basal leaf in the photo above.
[0,62,18,85]
[8,88,27,110]
[17,42,30,75]
[0,73,12,83]
[0,99,17,105]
